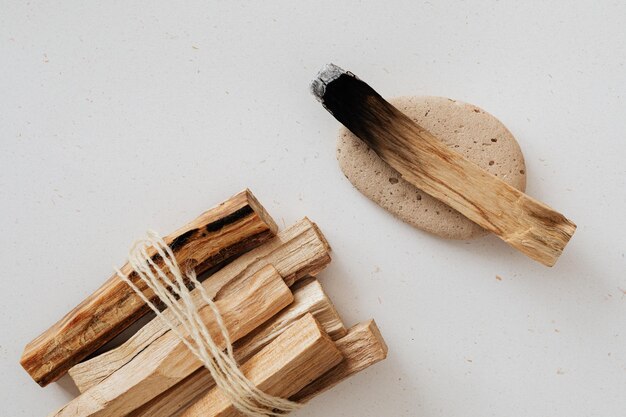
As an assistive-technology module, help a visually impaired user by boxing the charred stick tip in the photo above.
[310,63,346,102]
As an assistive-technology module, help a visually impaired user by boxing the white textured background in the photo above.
[2,1,626,416]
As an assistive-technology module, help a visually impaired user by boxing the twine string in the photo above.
[116,230,301,416]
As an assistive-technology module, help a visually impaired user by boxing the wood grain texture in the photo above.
[291,319,388,403]
[127,277,346,417]
[22,189,278,386]
[316,68,576,266]
[69,218,332,393]
[49,265,293,417]
[233,277,347,357]
[180,313,343,417]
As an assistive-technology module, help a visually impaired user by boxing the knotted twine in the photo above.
[115,230,301,416]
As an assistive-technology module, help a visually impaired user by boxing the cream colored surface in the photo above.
[337,96,527,239]
[4,2,626,416]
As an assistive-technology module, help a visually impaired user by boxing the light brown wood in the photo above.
[233,277,347,358]
[316,68,576,266]
[49,265,293,417]
[22,189,278,386]
[69,218,332,393]
[291,319,388,403]
[127,277,346,417]
[181,313,343,417]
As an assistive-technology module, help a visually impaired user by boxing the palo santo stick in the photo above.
[312,64,576,266]
[69,218,331,393]
[181,313,343,417]
[50,265,293,417]
[128,277,347,417]
[291,319,388,403]
[22,189,278,386]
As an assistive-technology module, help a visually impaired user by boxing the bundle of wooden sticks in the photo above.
[21,189,387,417]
